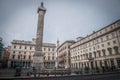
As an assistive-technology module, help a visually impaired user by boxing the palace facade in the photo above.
[70,20,120,73]
[57,40,75,69]
[8,39,56,69]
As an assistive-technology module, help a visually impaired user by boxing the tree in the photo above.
[0,40,4,59]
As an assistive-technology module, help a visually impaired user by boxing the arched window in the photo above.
[114,46,119,54]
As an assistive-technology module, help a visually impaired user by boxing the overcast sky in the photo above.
[0,0,120,46]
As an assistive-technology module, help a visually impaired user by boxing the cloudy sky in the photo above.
[0,0,120,46]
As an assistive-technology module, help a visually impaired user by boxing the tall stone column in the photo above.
[33,2,46,70]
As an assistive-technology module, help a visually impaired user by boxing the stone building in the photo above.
[8,39,56,69]
[2,46,11,68]
[43,43,56,69]
[57,40,75,69]
[70,20,120,73]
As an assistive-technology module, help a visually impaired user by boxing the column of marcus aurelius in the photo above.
[33,2,46,72]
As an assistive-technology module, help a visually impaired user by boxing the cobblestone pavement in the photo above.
[0,71,120,80]
[0,68,29,77]
[0,69,15,77]
[0,69,120,80]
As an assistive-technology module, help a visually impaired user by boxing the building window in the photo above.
[89,53,92,58]
[52,48,54,51]
[44,48,46,51]
[18,55,20,59]
[107,48,112,55]
[24,52,26,54]
[112,32,115,38]
[111,26,113,29]
[106,35,109,40]
[52,56,54,60]
[30,46,32,50]
[114,46,119,54]
[99,61,102,67]
[12,55,15,59]
[119,31,120,35]
[117,59,120,68]
[29,56,31,59]
[48,56,50,60]
[97,51,101,57]
[24,55,26,59]
[95,61,98,68]
[98,45,100,48]
[48,48,50,51]
[81,51,82,53]
[97,39,99,43]
[19,46,21,49]
[89,48,91,51]
[76,55,79,60]
[52,53,54,56]
[19,52,21,54]
[102,44,104,47]
[25,46,27,49]
[110,59,115,67]
[102,49,106,56]
[101,37,103,42]
[107,42,110,45]
[14,45,16,49]
[80,55,82,60]
[83,54,85,59]
[85,53,88,59]
[13,51,15,54]
[113,40,116,44]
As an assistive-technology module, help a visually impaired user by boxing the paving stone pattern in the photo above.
[0,72,120,80]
